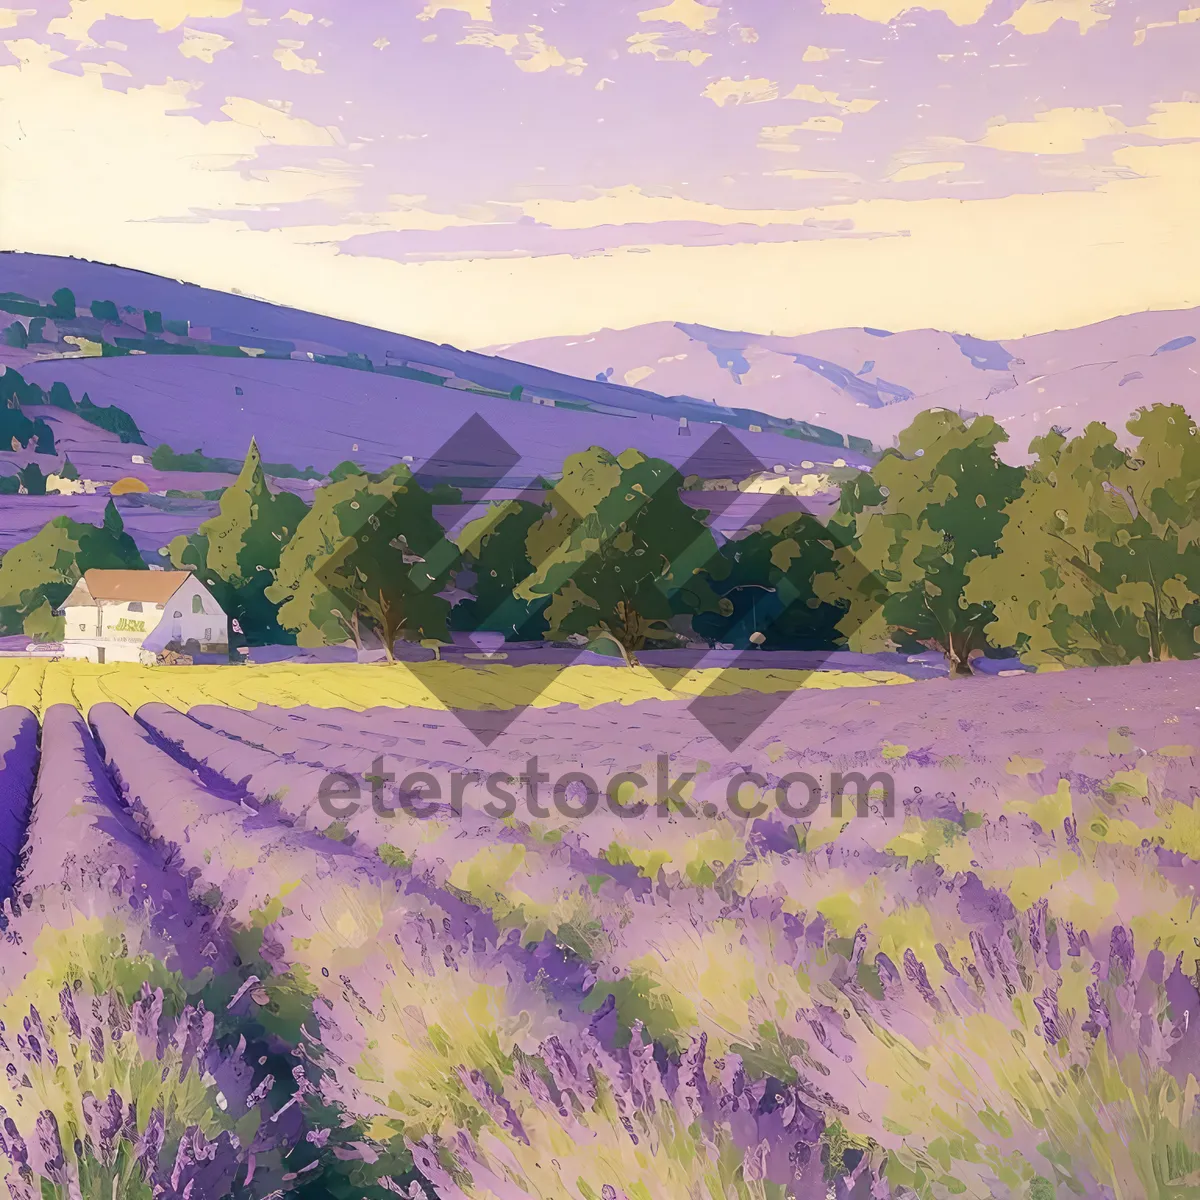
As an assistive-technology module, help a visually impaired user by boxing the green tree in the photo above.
[50,288,76,319]
[0,501,144,636]
[167,439,308,646]
[965,422,1131,665]
[694,510,847,649]
[517,447,725,664]
[1099,404,1200,660]
[818,410,1025,674]
[967,406,1200,666]
[450,499,549,641]
[268,465,457,659]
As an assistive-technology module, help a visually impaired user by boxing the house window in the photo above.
[128,601,142,612]
[192,595,203,614]
[205,628,212,641]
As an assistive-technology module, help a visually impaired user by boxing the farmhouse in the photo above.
[60,569,228,665]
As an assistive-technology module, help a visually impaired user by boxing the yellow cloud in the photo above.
[888,160,965,181]
[797,115,844,132]
[702,76,777,105]
[626,31,710,65]
[820,0,990,25]
[0,9,34,29]
[178,26,233,62]
[418,0,491,19]
[521,184,838,228]
[802,44,831,60]
[769,167,861,181]
[458,26,586,73]
[1005,0,1110,35]
[282,8,313,22]
[976,106,1125,153]
[1136,101,1200,140]
[786,82,842,106]
[637,0,718,31]
[48,0,241,45]
[459,28,519,51]
[785,83,878,113]
[274,40,322,72]
[219,96,340,145]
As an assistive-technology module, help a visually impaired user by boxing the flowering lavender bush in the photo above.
[0,980,288,1199]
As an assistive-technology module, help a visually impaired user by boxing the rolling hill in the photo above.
[0,252,869,554]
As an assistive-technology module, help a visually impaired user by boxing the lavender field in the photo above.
[1,661,1197,1199]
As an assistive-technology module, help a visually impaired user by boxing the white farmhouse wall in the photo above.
[141,575,227,653]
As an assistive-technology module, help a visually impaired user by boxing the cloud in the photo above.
[626,31,710,65]
[1135,101,1200,140]
[802,45,832,61]
[418,0,492,20]
[702,76,777,105]
[274,39,321,72]
[518,184,862,228]
[1004,0,1111,35]
[887,160,965,181]
[47,0,241,45]
[637,0,719,32]
[0,9,34,29]
[0,37,353,232]
[458,26,586,73]
[820,0,990,25]
[179,26,233,62]
[768,167,862,182]
[219,96,340,145]
[785,83,878,112]
[975,107,1126,153]
[282,8,313,23]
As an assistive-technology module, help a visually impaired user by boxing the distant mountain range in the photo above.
[489,309,1200,460]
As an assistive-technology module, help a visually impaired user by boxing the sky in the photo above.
[1,0,1199,347]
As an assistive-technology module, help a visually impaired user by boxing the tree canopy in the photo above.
[517,447,726,663]
[167,439,308,646]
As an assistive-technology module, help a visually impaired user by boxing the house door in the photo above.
[97,646,105,665]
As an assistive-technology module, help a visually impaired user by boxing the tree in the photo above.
[517,447,725,664]
[50,288,76,319]
[167,439,308,646]
[0,501,144,637]
[450,499,550,641]
[268,465,458,659]
[694,510,847,650]
[966,405,1200,666]
[1101,404,1200,660]
[817,410,1025,674]
[964,422,1132,665]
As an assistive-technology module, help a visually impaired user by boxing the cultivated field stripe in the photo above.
[0,658,913,719]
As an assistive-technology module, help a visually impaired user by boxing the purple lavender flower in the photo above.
[1034,986,1063,1045]
[135,1108,166,1179]
[1109,926,1135,982]
[33,1111,65,1185]
[89,1024,104,1065]
[58,987,81,1041]
[903,948,941,1010]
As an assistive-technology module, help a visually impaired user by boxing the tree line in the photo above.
[0,404,1197,671]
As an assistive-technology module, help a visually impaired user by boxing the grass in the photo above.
[0,657,913,719]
